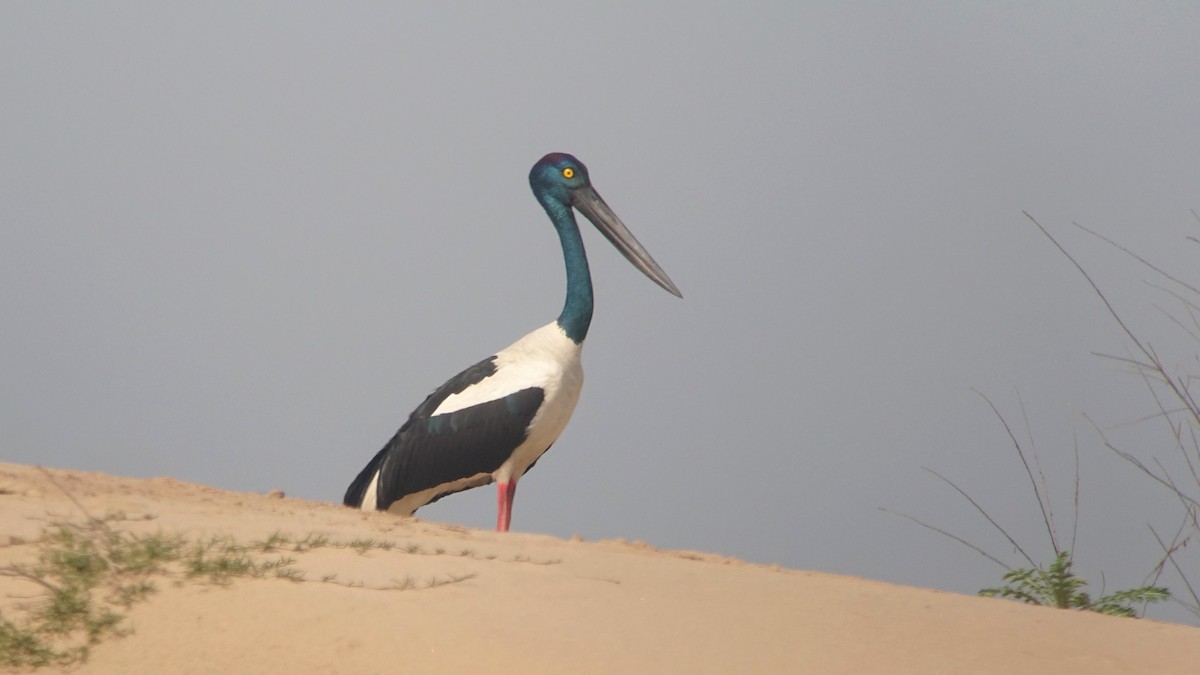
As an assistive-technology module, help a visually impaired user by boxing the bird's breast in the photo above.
[432,322,584,418]
[432,322,585,482]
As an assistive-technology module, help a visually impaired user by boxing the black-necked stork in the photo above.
[343,153,681,532]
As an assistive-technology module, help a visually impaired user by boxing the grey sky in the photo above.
[4,3,1200,623]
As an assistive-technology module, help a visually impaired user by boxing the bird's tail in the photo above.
[343,446,388,509]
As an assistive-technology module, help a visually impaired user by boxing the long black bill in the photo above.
[572,186,683,298]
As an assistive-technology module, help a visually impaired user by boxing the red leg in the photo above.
[496,480,517,532]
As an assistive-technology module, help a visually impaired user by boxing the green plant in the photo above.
[1,515,482,668]
[884,390,1169,619]
[0,517,185,667]
[980,550,1168,617]
[883,214,1200,622]
[1,469,489,667]
[1030,213,1200,619]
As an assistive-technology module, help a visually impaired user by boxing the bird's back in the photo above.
[344,321,584,515]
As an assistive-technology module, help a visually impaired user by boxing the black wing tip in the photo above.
[344,448,388,509]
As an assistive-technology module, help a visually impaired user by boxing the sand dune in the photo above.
[1,462,1197,674]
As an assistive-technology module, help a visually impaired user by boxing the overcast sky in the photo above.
[4,2,1200,623]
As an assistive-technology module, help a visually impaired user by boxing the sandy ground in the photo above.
[1,462,1198,674]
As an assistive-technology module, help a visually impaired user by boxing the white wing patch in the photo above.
[433,321,585,486]
[434,322,583,416]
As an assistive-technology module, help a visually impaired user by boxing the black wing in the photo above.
[344,356,546,511]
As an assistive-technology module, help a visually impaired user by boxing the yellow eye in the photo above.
[562,167,575,179]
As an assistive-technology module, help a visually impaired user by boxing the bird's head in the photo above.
[529,152,591,208]
[529,152,682,298]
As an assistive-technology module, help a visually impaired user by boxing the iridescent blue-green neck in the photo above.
[542,199,593,343]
